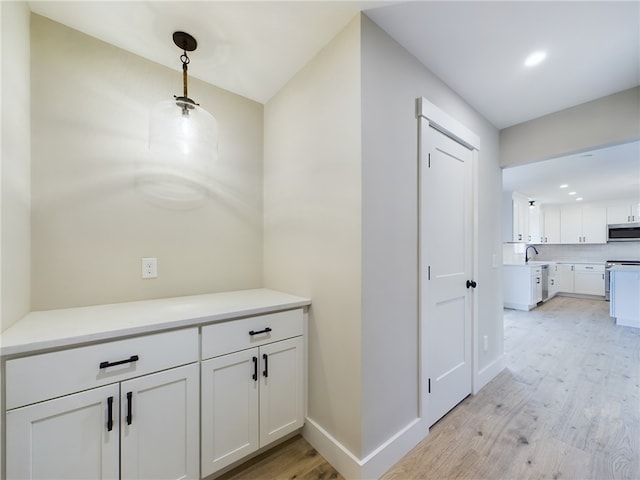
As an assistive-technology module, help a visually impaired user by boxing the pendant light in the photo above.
[147,31,218,201]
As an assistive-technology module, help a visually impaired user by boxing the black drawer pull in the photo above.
[263,353,268,378]
[99,355,139,369]
[252,356,258,381]
[107,396,114,431]
[249,327,272,336]
[126,391,133,425]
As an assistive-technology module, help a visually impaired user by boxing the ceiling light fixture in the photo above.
[576,197,583,201]
[568,191,577,195]
[524,50,547,67]
[148,31,218,196]
[560,184,568,189]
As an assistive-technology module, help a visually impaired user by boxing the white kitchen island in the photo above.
[609,265,640,328]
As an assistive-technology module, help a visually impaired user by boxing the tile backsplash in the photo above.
[504,242,640,264]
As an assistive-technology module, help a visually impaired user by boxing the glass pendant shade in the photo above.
[147,98,218,199]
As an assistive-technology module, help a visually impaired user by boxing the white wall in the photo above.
[360,15,503,457]
[263,16,363,457]
[1,1,31,331]
[30,15,264,310]
[500,87,640,167]
[265,12,504,477]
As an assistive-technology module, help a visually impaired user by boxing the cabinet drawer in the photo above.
[6,328,198,410]
[202,309,303,360]
[574,264,604,273]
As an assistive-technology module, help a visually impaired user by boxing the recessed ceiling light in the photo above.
[568,191,577,195]
[524,50,547,67]
[560,184,568,188]
[576,197,583,201]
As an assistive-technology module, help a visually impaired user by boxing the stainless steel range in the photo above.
[605,260,640,301]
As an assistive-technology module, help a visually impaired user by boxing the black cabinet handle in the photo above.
[100,355,139,369]
[252,356,258,381]
[126,391,133,425]
[466,280,477,289]
[249,328,272,336]
[107,396,114,431]
[262,353,268,378]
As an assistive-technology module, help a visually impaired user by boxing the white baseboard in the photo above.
[303,416,428,480]
[473,354,505,394]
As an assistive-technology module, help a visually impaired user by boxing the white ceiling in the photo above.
[502,140,640,206]
[365,1,639,129]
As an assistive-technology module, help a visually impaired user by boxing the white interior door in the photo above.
[420,119,474,427]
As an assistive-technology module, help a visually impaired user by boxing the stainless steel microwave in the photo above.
[607,223,640,242]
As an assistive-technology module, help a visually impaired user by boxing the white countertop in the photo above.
[504,260,606,266]
[0,289,311,357]
[610,265,640,272]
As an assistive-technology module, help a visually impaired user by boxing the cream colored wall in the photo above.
[30,16,263,310]
[263,17,363,456]
[1,2,31,331]
[360,15,503,456]
[500,87,640,167]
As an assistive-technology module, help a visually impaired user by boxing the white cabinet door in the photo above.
[6,384,120,480]
[121,363,199,480]
[607,204,632,224]
[528,205,542,243]
[201,349,259,477]
[542,206,561,244]
[532,270,543,303]
[574,272,605,296]
[560,206,606,243]
[556,264,575,293]
[512,195,529,242]
[607,203,640,224]
[259,337,304,447]
[560,207,582,243]
[581,206,606,243]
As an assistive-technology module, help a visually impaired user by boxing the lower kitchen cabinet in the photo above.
[556,264,575,293]
[200,311,304,477]
[5,328,200,480]
[6,384,120,479]
[1,291,310,480]
[573,264,605,296]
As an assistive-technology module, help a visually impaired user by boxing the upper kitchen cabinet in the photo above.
[528,204,543,244]
[513,193,530,242]
[560,205,607,244]
[541,206,561,244]
[607,202,640,224]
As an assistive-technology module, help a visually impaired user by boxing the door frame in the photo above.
[416,97,481,428]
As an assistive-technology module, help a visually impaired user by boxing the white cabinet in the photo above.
[7,384,120,480]
[553,263,605,297]
[200,310,304,477]
[5,329,200,480]
[120,364,199,480]
[503,265,541,310]
[512,193,530,242]
[610,267,640,328]
[548,263,559,298]
[560,205,606,244]
[528,205,542,243]
[541,206,561,244]
[607,203,640,224]
[573,264,605,296]
[556,264,575,293]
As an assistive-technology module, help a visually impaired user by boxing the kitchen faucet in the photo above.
[525,245,539,263]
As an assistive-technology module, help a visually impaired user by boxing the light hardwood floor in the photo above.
[220,296,639,480]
